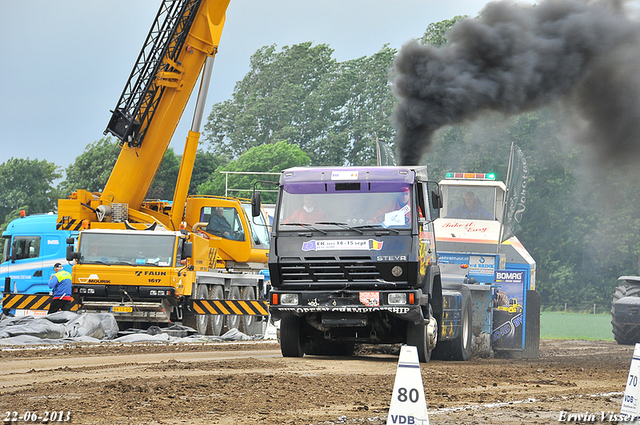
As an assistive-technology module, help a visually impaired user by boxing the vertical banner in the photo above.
[377,139,398,166]
[501,145,528,242]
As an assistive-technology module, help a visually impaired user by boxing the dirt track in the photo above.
[0,339,633,424]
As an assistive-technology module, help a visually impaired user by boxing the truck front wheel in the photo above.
[407,305,436,363]
[280,315,304,358]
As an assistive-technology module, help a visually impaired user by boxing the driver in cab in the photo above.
[207,207,234,239]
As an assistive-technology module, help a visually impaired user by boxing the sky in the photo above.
[0,0,529,174]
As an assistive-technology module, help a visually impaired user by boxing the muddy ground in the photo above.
[0,339,634,424]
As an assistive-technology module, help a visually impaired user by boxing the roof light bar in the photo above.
[445,172,496,180]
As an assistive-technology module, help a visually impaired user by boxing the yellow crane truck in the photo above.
[57,0,270,335]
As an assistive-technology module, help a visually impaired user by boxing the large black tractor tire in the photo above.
[433,291,473,361]
[280,315,304,358]
[611,282,640,345]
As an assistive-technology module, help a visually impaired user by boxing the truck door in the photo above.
[6,235,46,294]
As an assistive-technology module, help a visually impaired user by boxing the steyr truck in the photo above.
[263,165,475,362]
[55,0,270,335]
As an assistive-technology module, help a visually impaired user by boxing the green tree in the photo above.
[189,150,228,194]
[198,141,309,203]
[0,158,61,227]
[204,42,397,166]
[146,148,180,200]
[419,15,468,47]
[58,137,120,197]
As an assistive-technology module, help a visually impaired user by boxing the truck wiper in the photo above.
[81,260,111,266]
[315,221,363,234]
[280,222,326,235]
[352,224,399,234]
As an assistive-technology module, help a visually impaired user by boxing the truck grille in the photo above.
[280,256,381,283]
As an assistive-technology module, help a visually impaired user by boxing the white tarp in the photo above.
[0,312,275,345]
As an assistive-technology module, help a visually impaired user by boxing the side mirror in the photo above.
[251,192,262,217]
[182,242,193,259]
[11,243,16,263]
[66,245,80,261]
[431,189,443,210]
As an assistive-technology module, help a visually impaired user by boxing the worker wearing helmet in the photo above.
[48,263,73,314]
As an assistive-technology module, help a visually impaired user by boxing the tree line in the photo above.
[1,16,638,310]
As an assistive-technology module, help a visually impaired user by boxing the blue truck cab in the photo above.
[1,214,75,297]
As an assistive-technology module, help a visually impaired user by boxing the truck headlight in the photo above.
[280,293,299,305]
[388,293,407,305]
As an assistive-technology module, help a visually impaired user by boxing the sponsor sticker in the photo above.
[359,291,380,307]
[331,170,359,180]
[302,239,384,251]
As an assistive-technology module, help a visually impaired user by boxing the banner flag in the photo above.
[501,145,528,242]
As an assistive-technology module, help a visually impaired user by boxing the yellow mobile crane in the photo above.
[58,0,270,336]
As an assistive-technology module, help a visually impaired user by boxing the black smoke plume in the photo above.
[393,0,640,165]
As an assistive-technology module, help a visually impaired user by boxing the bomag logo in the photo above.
[134,271,168,276]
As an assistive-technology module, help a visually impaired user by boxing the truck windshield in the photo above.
[78,233,176,266]
[241,204,270,248]
[440,185,503,222]
[277,187,412,230]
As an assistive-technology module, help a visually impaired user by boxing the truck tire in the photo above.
[280,315,304,357]
[208,285,224,336]
[241,286,264,336]
[407,320,431,363]
[226,286,241,331]
[433,295,472,361]
[612,281,640,345]
[182,284,209,335]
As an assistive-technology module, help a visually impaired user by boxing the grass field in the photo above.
[540,311,614,341]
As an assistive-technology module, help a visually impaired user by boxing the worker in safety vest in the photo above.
[48,263,73,313]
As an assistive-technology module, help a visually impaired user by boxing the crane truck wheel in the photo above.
[226,286,242,331]
[182,284,210,334]
[280,315,304,357]
[241,286,264,336]
[611,281,640,345]
[208,285,225,336]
